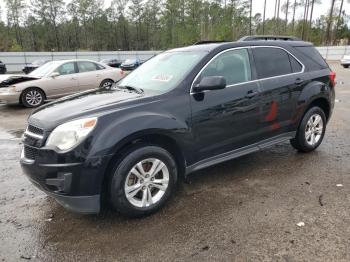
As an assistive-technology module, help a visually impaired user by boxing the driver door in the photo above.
[190,48,262,162]
[48,62,79,97]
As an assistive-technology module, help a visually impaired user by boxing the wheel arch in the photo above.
[307,97,330,121]
[99,78,114,87]
[100,131,187,206]
[20,86,47,104]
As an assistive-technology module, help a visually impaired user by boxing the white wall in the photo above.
[0,46,348,73]
[0,51,162,73]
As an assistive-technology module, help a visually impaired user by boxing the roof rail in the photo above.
[193,40,227,45]
[238,35,301,42]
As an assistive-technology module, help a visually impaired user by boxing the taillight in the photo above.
[330,71,336,87]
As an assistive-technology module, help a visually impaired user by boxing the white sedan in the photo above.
[341,54,350,68]
[0,59,124,107]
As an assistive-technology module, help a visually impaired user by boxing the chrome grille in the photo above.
[27,125,44,136]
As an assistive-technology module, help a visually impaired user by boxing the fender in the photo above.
[89,110,193,160]
[293,80,331,128]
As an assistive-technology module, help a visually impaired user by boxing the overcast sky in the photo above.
[0,0,348,23]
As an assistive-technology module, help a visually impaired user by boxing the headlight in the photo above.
[46,117,97,151]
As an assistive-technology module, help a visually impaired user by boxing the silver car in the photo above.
[341,54,350,68]
[0,59,124,107]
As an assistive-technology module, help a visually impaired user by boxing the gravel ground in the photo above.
[0,62,349,262]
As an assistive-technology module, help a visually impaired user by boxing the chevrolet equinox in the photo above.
[21,37,336,217]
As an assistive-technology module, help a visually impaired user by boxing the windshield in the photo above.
[123,59,137,64]
[117,51,206,92]
[29,62,58,77]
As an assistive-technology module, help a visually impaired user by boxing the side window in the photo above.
[201,49,251,86]
[253,47,292,78]
[289,54,303,73]
[77,61,98,73]
[56,62,76,75]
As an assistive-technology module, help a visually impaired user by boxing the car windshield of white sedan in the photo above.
[117,51,206,92]
[29,62,59,78]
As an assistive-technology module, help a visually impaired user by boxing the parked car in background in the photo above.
[341,54,350,68]
[0,59,124,107]
[20,37,335,216]
[0,61,7,74]
[23,59,50,74]
[120,58,142,71]
[100,58,122,68]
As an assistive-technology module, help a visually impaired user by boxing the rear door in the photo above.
[251,46,305,139]
[190,48,263,162]
[76,61,102,90]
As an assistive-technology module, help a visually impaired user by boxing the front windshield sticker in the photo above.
[151,74,173,82]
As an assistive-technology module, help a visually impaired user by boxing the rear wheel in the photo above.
[109,145,177,217]
[290,106,326,152]
[21,88,45,108]
[100,79,114,89]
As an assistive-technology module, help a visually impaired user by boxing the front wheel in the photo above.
[21,88,45,108]
[343,65,349,68]
[109,145,178,217]
[290,106,326,152]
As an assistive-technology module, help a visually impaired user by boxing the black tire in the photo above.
[290,106,326,153]
[100,79,114,89]
[343,65,349,68]
[109,145,178,217]
[21,87,45,108]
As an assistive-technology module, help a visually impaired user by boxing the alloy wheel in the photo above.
[102,80,113,89]
[25,90,43,106]
[305,113,324,146]
[124,158,169,208]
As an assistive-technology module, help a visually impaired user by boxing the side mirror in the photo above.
[50,72,60,78]
[193,76,226,92]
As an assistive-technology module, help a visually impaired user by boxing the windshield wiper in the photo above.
[117,85,144,94]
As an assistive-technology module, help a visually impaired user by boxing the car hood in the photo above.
[342,55,350,60]
[0,75,40,88]
[29,89,156,130]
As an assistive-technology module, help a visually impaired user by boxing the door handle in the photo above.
[295,78,304,85]
[245,90,258,98]
[96,74,101,77]
[71,77,77,80]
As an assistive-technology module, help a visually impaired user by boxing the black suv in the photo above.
[20,37,335,217]
[0,61,7,74]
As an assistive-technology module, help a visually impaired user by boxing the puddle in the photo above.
[0,128,24,140]
[8,129,24,138]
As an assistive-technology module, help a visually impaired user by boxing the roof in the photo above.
[238,35,301,41]
[46,59,103,64]
[167,39,312,54]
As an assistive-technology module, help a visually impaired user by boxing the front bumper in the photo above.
[0,92,20,104]
[20,147,113,214]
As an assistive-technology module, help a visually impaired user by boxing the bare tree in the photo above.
[333,0,345,44]
[325,0,336,45]
[262,0,267,34]
[291,0,298,33]
[285,0,290,31]
[249,0,252,35]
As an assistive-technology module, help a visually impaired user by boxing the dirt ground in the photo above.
[0,62,349,262]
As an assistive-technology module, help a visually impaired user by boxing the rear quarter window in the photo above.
[293,46,328,70]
